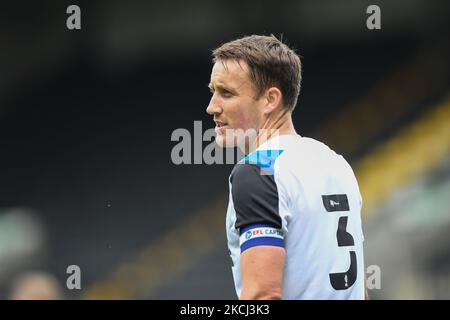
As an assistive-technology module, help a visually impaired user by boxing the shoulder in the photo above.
[230,162,282,230]
[230,148,285,193]
[230,162,278,201]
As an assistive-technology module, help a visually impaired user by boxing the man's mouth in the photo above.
[214,121,229,134]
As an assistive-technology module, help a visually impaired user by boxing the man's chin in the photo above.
[215,134,227,148]
[216,133,240,148]
[215,129,257,150]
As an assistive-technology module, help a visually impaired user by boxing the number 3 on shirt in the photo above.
[322,194,357,290]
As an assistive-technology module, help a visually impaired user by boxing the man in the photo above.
[206,35,366,299]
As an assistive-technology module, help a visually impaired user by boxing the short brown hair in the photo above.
[212,34,302,111]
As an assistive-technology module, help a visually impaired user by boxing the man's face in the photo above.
[206,59,266,148]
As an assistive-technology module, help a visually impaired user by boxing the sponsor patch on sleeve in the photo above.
[239,224,285,253]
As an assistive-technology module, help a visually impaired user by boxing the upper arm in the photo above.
[230,162,288,300]
[240,245,285,300]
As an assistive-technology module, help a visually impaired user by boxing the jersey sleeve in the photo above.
[230,163,286,253]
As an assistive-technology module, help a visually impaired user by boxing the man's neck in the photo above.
[244,110,297,154]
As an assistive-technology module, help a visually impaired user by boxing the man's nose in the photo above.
[206,98,222,115]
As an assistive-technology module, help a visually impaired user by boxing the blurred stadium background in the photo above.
[0,0,449,299]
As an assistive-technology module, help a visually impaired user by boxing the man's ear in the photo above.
[264,87,283,114]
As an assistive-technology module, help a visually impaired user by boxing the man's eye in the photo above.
[221,91,233,98]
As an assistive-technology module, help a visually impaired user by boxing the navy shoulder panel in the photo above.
[230,163,281,230]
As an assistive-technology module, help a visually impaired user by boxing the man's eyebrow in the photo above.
[208,82,237,93]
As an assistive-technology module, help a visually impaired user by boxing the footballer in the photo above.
[206,35,366,300]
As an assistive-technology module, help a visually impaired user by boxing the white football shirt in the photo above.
[226,134,365,299]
